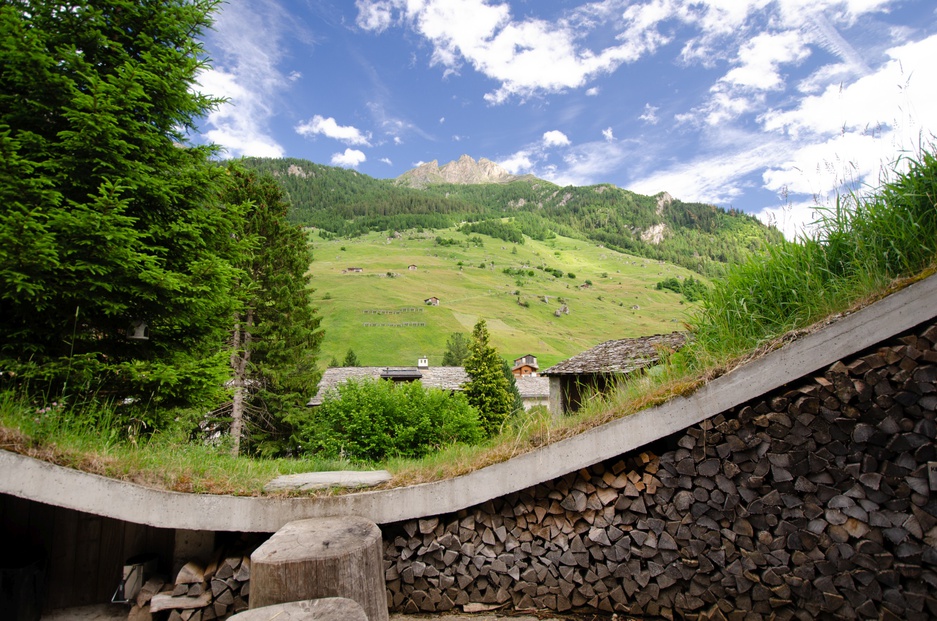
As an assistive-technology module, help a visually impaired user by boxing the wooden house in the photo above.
[424,296,440,306]
[511,354,539,377]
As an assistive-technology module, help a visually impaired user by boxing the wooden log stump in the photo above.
[230,597,368,620]
[250,516,388,621]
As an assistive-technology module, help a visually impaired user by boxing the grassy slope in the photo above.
[310,228,702,367]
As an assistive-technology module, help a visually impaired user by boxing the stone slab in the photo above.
[230,598,367,621]
[264,470,392,492]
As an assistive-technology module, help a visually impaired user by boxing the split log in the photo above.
[250,516,389,621]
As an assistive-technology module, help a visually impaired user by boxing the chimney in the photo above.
[417,356,429,369]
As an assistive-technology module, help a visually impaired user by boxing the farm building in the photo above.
[307,359,467,406]
[515,375,550,411]
[511,354,539,377]
[424,296,440,306]
[542,332,686,415]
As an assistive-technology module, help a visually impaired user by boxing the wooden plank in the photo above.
[73,513,103,605]
[47,505,79,610]
[96,515,126,602]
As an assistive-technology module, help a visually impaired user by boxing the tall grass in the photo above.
[685,147,937,367]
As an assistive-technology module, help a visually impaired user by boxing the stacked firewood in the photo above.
[131,546,253,620]
[382,321,937,620]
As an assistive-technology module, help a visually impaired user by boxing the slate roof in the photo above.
[541,332,687,376]
[515,375,549,399]
[308,366,469,406]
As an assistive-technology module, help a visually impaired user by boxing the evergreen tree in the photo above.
[463,320,514,436]
[441,332,470,366]
[343,349,361,367]
[221,165,322,456]
[0,0,236,412]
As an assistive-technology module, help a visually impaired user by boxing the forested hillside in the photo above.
[240,157,782,276]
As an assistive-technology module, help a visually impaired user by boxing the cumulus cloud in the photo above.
[543,130,571,147]
[639,103,659,125]
[295,115,372,146]
[380,157,393,165]
[499,150,535,174]
[355,0,671,104]
[331,149,367,168]
[602,127,615,142]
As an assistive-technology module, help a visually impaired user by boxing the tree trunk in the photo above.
[229,307,253,457]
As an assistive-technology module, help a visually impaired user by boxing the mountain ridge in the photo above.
[238,156,783,277]
[396,154,535,187]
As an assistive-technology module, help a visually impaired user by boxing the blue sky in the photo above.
[196,0,937,237]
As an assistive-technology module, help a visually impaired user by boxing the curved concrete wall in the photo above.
[2,274,936,533]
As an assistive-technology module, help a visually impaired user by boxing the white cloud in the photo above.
[759,34,937,198]
[380,157,393,165]
[439,117,446,124]
[721,30,811,91]
[543,130,571,147]
[629,138,795,205]
[354,0,398,32]
[586,87,600,96]
[602,127,615,141]
[295,115,372,146]
[356,0,671,104]
[331,149,367,168]
[639,103,660,125]
[499,150,535,174]
[197,0,292,157]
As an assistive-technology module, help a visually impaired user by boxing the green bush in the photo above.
[296,379,484,462]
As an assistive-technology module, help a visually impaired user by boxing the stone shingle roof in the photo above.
[307,366,469,406]
[541,332,687,376]
[515,375,549,399]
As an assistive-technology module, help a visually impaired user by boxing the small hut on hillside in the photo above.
[542,332,686,415]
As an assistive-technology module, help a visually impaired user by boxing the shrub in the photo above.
[296,379,483,462]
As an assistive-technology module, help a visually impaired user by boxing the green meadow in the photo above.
[309,228,704,368]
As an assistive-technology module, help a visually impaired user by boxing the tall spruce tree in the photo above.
[463,320,514,436]
[0,0,237,410]
[220,165,322,456]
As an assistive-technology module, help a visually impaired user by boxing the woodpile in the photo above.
[382,320,937,620]
[130,541,257,621]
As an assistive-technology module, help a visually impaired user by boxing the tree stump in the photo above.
[230,597,367,620]
[250,516,388,621]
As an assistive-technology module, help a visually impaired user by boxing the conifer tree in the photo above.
[0,0,236,410]
[441,332,469,366]
[463,320,514,436]
[343,349,361,367]
[220,165,322,456]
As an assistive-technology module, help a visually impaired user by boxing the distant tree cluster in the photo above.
[656,276,709,302]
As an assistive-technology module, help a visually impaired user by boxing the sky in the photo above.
[195,0,937,238]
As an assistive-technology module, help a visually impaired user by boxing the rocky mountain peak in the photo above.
[397,155,521,187]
